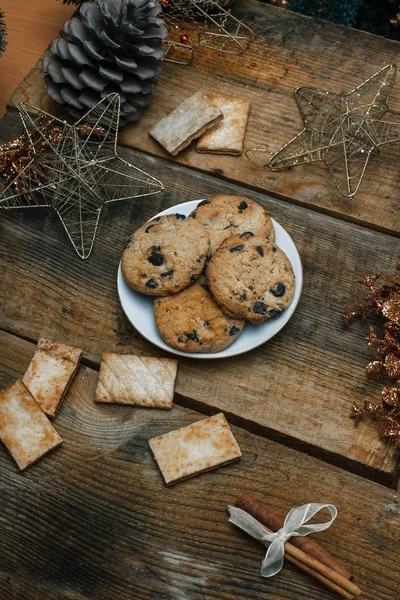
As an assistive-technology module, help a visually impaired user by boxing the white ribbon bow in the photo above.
[228,503,337,578]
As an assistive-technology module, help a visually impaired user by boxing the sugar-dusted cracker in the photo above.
[0,380,62,470]
[94,353,178,409]
[22,338,82,418]
[149,92,223,156]
[196,96,250,155]
[148,413,241,485]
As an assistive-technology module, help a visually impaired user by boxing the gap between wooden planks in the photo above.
[7,0,400,235]
[0,105,398,482]
[0,330,399,600]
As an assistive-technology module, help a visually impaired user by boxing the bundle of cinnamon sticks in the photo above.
[235,492,362,599]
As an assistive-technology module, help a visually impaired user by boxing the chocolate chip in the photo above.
[229,324,241,336]
[185,330,199,342]
[269,309,282,319]
[197,200,210,207]
[145,224,155,233]
[272,246,277,252]
[204,321,210,326]
[240,231,254,238]
[238,200,248,210]
[239,293,247,301]
[230,244,244,252]
[148,253,164,266]
[271,283,286,297]
[256,246,264,257]
[161,269,173,278]
[253,301,267,315]
[190,275,197,283]
[150,245,161,253]
[175,213,186,220]
[145,278,158,289]
[200,281,209,290]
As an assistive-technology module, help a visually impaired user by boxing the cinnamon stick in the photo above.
[237,491,354,581]
[286,554,355,600]
[242,517,362,599]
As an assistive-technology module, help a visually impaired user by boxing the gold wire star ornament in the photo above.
[161,0,254,65]
[0,94,163,259]
[246,64,400,198]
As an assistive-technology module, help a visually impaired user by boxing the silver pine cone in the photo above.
[44,0,168,125]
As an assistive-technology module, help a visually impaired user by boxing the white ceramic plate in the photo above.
[117,200,303,359]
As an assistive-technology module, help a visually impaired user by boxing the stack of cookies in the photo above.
[121,195,295,354]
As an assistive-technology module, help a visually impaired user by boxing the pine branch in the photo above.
[287,0,365,27]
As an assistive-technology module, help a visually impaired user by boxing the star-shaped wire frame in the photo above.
[0,94,164,258]
[266,64,400,198]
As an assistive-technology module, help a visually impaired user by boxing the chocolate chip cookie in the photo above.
[154,276,245,353]
[122,214,209,295]
[206,234,295,324]
[192,194,274,255]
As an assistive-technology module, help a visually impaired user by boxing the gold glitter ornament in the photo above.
[382,292,400,325]
[344,301,371,325]
[346,260,400,450]
[350,402,364,425]
[385,353,400,380]
[366,326,379,351]
[366,360,384,380]
[377,416,400,442]
[350,400,380,424]
[382,387,399,411]
[0,94,163,259]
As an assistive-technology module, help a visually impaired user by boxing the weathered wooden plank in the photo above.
[8,1,400,234]
[0,332,399,600]
[0,109,398,478]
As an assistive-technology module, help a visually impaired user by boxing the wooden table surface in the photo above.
[0,0,72,119]
[1,2,400,599]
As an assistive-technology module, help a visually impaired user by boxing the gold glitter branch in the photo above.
[346,262,400,449]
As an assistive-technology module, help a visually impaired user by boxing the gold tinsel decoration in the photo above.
[0,119,105,200]
[345,264,400,450]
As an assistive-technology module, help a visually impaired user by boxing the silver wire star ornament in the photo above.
[0,94,163,258]
[264,65,400,197]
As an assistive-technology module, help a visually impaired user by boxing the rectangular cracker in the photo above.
[148,413,241,485]
[0,380,62,470]
[22,338,82,418]
[94,353,178,409]
[196,96,250,155]
[149,91,223,156]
